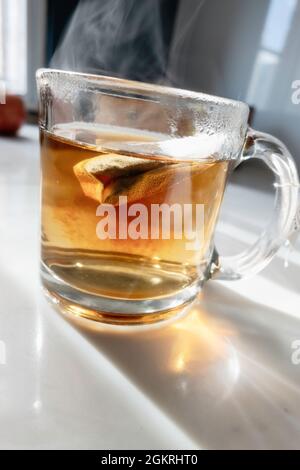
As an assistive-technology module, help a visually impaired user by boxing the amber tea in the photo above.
[41,123,229,308]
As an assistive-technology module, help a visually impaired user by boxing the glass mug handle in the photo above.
[212,128,300,280]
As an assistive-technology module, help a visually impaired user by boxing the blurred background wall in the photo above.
[170,0,300,167]
[0,0,299,167]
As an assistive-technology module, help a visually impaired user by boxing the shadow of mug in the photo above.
[51,291,240,443]
[42,278,300,449]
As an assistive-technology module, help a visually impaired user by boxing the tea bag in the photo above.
[103,163,200,205]
[74,153,210,205]
[73,153,165,203]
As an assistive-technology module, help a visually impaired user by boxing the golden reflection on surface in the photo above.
[168,307,236,375]
[51,293,240,402]
[173,352,186,373]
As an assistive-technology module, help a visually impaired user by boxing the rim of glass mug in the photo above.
[36,68,249,110]
[37,68,251,165]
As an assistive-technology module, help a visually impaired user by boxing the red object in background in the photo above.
[0,95,26,135]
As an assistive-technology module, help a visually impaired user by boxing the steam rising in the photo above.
[51,0,170,83]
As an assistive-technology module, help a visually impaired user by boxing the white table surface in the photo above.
[0,125,299,450]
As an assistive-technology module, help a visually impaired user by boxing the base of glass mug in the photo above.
[41,262,201,326]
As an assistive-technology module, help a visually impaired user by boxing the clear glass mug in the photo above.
[37,69,299,326]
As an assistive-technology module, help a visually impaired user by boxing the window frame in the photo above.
[25,0,47,110]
